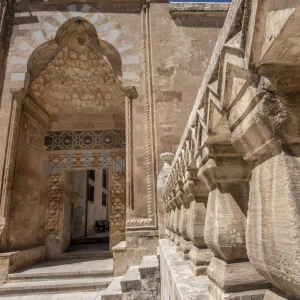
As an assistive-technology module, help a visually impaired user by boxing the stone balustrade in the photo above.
[160,0,300,299]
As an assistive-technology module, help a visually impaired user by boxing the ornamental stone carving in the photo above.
[28,17,124,116]
[44,130,125,151]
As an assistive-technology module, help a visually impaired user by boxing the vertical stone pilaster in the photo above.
[110,153,126,251]
[124,87,138,212]
[124,2,159,267]
[0,89,24,251]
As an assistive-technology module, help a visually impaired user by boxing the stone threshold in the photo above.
[169,2,231,15]
[159,239,209,300]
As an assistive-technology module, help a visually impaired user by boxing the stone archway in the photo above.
[45,151,125,259]
[0,16,131,260]
[27,16,124,116]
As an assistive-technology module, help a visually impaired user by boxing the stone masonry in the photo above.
[1,0,300,300]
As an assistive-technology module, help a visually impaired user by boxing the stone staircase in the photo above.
[0,258,113,296]
[102,255,160,300]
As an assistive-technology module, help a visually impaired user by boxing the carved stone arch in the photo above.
[28,17,122,80]
[26,16,125,116]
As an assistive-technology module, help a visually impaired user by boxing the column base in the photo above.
[178,240,193,260]
[208,257,269,299]
[174,234,182,251]
[188,246,214,276]
[209,280,267,300]
[169,232,175,244]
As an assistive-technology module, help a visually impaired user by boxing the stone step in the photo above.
[139,255,159,279]
[72,237,109,245]
[102,276,123,300]
[59,250,110,260]
[120,266,141,293]
[0,277,113,295]
[8,269,113,282]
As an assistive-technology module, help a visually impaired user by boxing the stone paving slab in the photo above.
[0,291,103,300]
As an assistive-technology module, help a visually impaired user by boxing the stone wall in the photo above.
[0,0,227,267]
[9,109,48,250]
[150,3,226,171]
[0,0,16,196]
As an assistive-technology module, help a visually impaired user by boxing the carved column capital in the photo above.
[230,78,300,161]
[183,168,209,203]
[198,146,252,191]
[124,86,138,100]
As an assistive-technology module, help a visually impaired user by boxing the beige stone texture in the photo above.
[150,3,225,172]
[70,170,87,239]
[3,0,300,299]
[8,111,48,251]
[161,0,300,299]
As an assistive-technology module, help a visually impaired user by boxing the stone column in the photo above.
[172,192,182,251]
[230,84,300,299]
[122,0,160,266]
[183,167,214,275]
[198,146,269,300]
[174,181,191,258]
[157,152,174,239]
[174,139,214,275]
[166,198,176,244]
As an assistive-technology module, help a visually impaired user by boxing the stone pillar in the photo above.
[122,1,160,266]
[157,152,174,239]
[172,193,182,251]
[177,202,191,260]
[230,86,300,299]
[198,147,269,300]
[183,167,213,275]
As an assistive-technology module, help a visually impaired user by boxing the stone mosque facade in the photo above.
[0,0,299,299]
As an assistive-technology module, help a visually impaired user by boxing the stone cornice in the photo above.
[169,2,231,15]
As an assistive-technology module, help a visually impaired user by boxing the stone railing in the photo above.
[161,0,300,299]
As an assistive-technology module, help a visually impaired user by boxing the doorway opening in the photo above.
[64,169,110,254]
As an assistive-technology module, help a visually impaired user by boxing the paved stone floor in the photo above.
[0,258,113,299]
[0,291,103,299]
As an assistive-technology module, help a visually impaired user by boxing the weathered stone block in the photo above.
[207,257,269,293]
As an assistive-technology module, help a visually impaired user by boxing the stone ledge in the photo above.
[159,239,209,300]
[169,2,231,15]
[102,276,123,300]
[125,230,159,237]
[120,266,142,293]
[139,256,159,279]
[0,245,46,284]
[112,241,126,252]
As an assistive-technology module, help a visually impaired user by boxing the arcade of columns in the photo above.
[160,0,300,299]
